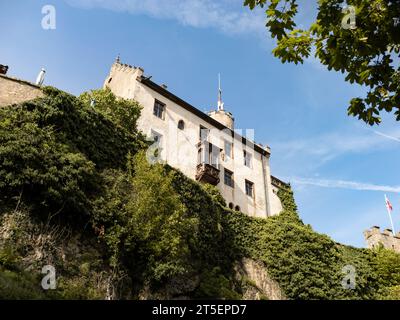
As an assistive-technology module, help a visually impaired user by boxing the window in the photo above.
[151,130,163,146]
[199,125,209,141]
[235,205,241,211]
[210,145,219,168]
[153,100,165,119]
[198,148,203,165]
[178,120,185,130]
[224,169,234,188]
[244,150,253,168]
[228,203,234,209]
[198,142,220,169]
[150,130,163,159]
[224,140,233,160]
[245,180,254,198]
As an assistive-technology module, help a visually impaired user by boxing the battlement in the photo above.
[103,60,144,100]
[110,61,144,76]
[364,226,400,253]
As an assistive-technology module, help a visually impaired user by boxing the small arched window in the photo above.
[178,120,185,130]
[108,77,112,84]
[235,205,240,212]
[228,203,234,209]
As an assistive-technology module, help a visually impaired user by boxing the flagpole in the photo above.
[385,194,396,236]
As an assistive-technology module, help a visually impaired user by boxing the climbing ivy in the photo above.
[0,87,399,300]
[277,185,298,213]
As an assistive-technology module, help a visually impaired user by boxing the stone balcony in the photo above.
[195,163,220,186]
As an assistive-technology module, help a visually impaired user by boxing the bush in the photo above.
[195,267,241,300]
[92,152,198,285]
[0,267,50,299]
[1,86,399,300]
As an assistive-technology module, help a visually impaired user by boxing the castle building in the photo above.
[104,59,286,218]
[364,226,400,253]
[4,62,400,247]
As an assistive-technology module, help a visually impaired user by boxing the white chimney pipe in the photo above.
[36,68,46,86]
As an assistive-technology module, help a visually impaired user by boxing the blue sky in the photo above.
[1,0,399,248]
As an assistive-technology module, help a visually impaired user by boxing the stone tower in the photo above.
[208,110,234,130]
[103,57,144,100]
[364,226,400,253]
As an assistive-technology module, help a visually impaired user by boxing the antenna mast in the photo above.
[218,73,224,111]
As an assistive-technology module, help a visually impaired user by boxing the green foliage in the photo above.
[57,273,106,300]
[195,267,242,300]
[169,169,233,271]
[1,87,399,300]
[0,245,19,269]
[375,246,400,285]
[221,187,394,300]
[90,160,240,298]
[277,184,298,214]
[224,209,340,299]
[127,153,197,282]
[256,213,340,299]
[0,87,146,217]
[0,267,52,300]
[79,88,142,134]
[381,285,400,300]
[0,107,95,216]
[244,0,400,125]
[32,87,143,169]
[373,247,400,299]
[202,184,227,208]
[92,152,198,284]
[333,245,380,299]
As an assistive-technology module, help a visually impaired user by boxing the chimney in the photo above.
[35,68,46,86]
[0,64,8,75]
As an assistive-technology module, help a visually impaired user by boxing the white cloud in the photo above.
[272,127,400,165]
[288,177,400,193]
[65,0,268,38]
[373,130,400,143]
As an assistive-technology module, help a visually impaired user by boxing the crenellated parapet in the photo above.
[110,61,143,75]
[103,59,144,100]
[364,226,400,253]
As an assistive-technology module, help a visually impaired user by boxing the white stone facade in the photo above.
[103,61,285,218]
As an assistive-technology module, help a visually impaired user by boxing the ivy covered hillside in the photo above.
[0,87,399,299]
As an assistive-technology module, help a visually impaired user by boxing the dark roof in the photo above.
[139,76,269,156]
